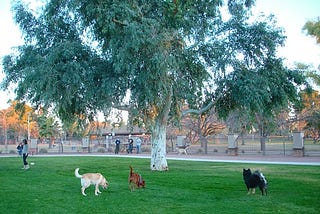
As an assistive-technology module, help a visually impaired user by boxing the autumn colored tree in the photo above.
[0,101,37,144]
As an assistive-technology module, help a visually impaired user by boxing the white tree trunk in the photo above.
[150,121,168,171]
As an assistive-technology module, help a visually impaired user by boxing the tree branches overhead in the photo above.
[1,0,307,128]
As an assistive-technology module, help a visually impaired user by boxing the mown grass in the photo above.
[0,156,319,214]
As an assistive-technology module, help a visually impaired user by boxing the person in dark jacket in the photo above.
[127,139,133,154]
[115,138,121,154]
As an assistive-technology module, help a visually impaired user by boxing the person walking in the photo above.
[22,139,29,169]
[136,137,142,154]
[127,138,133,154]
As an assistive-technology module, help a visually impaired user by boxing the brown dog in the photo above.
[129,166,145,191]
[75,168,109,196]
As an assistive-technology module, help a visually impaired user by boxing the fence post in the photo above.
[228,134,238,156]
[82,137,89,153]
[293,132,304,157]
[30,138,38,155]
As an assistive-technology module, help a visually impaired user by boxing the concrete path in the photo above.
[1,153,320,166]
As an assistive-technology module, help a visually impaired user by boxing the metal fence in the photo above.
[167,134,320,157]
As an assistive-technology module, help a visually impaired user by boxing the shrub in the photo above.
[197,148,204,154]
[39,148,48,154]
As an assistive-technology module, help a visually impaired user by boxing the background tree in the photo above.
[212,7,309,151]
[180,108,226,150]
[293,90,320,143]
[2,0,306,170]
[303,17,320,44]
[303,18,320,85]
[37,114,60,147]
[0,101,38,144]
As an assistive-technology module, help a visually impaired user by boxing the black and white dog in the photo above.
[243,168,268,195]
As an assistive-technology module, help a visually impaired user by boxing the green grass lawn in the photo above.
[0,156,319,214]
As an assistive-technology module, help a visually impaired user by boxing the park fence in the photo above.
[168,133,320,157]
[1,133,320,157]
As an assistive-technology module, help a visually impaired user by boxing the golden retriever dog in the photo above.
[75,168,109,196]
[129,166,145,191]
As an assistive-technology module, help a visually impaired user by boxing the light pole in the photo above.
[0,110,8,153]
[27,113,31,141]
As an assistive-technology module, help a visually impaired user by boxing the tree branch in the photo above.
[112,18,127,26]
[182,93,223,117]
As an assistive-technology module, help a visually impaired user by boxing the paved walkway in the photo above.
[1,153,320,165]
[165,154,320,165]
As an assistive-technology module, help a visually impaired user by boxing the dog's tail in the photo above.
[257,172,268,186]
[75,168,82,178]
[129,166,133,176]
[254,170,268,195]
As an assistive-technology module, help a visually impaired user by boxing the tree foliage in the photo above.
[303,17,320,44]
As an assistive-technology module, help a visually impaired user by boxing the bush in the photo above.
[39,148,48,154]
[197,148,204,154]
[97,147,105,153]
[142,146,151,153]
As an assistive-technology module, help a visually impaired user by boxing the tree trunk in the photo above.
[260,136,266,155]
[149,86,172,171]
[150,120,168,171]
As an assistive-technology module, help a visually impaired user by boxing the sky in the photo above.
[0,0,319,110]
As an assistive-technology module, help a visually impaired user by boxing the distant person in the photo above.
[22,139,29,169]
[115,138,121,154]
[136,137,142,154]
[127,139,133,154]
[17,143,23,156]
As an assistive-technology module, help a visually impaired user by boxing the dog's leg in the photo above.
[81,181,90,196]
[259,186,267,195]
[246,186,250,195]
[252,188,256,194]
[97,188,101,194]
[81,187,87,196]
[129,182,134,191]
[95,184,101,195]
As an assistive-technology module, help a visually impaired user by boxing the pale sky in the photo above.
[0,0,319,110]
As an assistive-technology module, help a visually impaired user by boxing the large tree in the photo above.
[2,0,306,170]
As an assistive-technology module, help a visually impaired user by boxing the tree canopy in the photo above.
[1,0,307,170]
